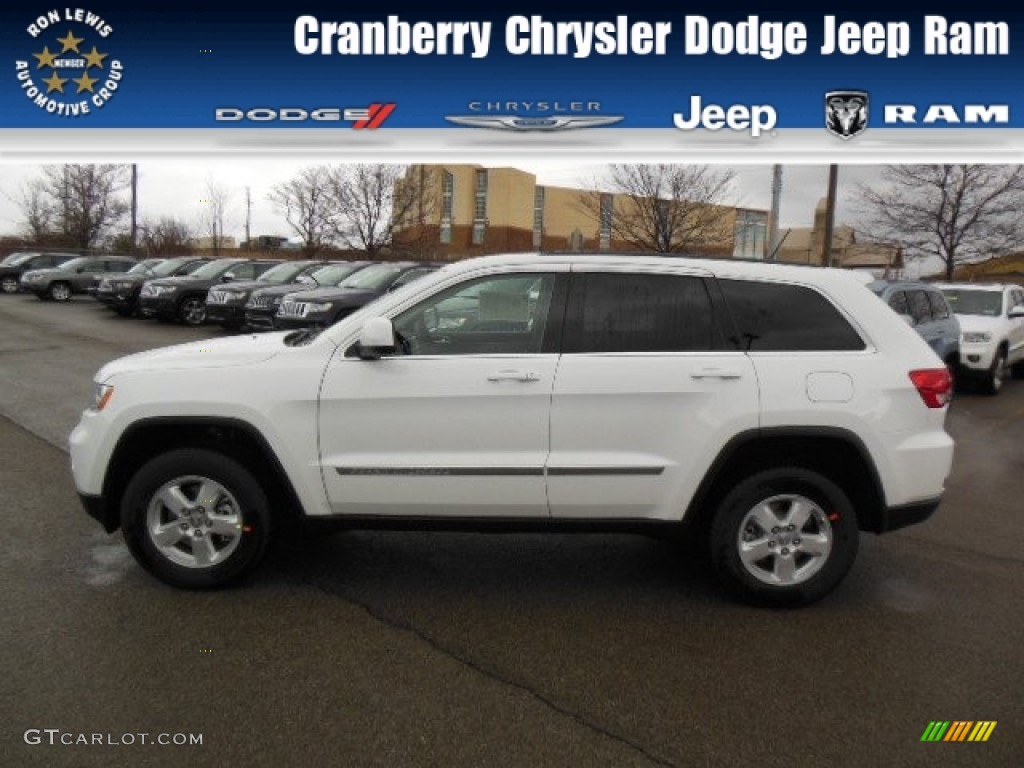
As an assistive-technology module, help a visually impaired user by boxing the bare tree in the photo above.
[575,165,737,253]
[201,180,231,255]
[268,166,338,257]
[15,178,55,242]
[330,164,413,256]
[141,216,195,255]
[18,165,131,249]
[860,165,1024,280]
[390,165,438,259]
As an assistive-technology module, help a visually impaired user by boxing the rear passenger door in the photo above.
[546,266,759,520]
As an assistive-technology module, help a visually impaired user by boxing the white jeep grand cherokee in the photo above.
[70,254,955,607]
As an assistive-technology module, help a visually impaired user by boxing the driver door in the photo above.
[318,268,567,518]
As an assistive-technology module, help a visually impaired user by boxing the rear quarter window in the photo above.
[718,279,865,351]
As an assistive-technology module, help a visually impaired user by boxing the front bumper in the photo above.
[79,492,118,533]
[96,288,136,308]
[206,303,247,325]
[138,294,179,318]
[958,342,998,372]
[245,307,278,331]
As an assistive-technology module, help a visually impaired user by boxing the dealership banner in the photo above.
[2,2,1023,153]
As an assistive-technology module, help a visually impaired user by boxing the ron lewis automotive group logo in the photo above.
[14,8,123,118]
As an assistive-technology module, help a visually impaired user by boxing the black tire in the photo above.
[1,276,19,294]
[48,281,72,302]
[178,296,207,326]
[120,449,273,589]
[981,349,1008,395]
[113,306,133,317]
[709,467,859,608]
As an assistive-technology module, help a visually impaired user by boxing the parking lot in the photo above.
[0,293,1021,767]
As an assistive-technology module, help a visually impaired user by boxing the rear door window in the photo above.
[907,291,933,325]
[563,272,723,353]
[926,290,950,319]
[888,291,909,317]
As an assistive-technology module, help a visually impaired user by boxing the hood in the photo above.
[96,333,288,381]
[955,313,1005,334]
[213,279,272,294]
[292,287,381,303]
[250,282,317,299]
[104,273,147,284]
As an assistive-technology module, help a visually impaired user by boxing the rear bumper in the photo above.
[877,496,941,533]
[79,492,119,533]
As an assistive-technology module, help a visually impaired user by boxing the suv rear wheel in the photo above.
[982,349,1008,395]
[709,467,859,607]
[120,449,272,589]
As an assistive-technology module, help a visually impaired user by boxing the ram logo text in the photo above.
[883,104,1009,125]
[672,96,776,138]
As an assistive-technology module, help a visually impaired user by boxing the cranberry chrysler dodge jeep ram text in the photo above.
[70,255,955,606]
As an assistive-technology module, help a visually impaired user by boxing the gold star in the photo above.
[42,71,68,93]
[82,46,108,69]
[56,30,85,53]
[33,46,58,69]
[73,72,97,93]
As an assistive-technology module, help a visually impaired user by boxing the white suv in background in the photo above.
[939,283,1024,394]
[70,254,955,607]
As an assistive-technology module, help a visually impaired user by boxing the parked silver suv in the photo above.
[869,280,960,372]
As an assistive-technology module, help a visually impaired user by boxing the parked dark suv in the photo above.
[0,252,78,294]
[20,255,138,301]
[96,256,210,316]
[138,258,281,326]
[244,261,373,331]
[205,260,329,330]
[276,262,441,329]
[868,280,961,371]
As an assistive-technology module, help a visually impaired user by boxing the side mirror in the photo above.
[222,272,236,283]
[356,317,396,360]
[1008,306,1024,319]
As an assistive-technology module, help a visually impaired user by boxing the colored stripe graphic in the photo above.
[921,721,949,741]
[353,103,396,129]
[921,720,996,742]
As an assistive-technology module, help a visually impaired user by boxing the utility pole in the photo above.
[130,164,138,255]
[821,164,838,267]
[766,164,782,260]
[245,186,252,251]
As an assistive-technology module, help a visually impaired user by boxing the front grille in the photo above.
[249,295,272,309]
[278,300,309,318]
[208,290,230,304]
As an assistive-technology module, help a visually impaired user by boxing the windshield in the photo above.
[126,262,159,275]
[940,289,1003,317]
[190,260,241,279]
[338,264,404,291]
[307,264,364,286]
[257,261,313,283]
[151,259,192,277]
[9,252,44,266]
[54,257,90,271]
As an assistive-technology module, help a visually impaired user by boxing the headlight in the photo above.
[92,382,114,411]
[98,279,111,289]
[142,285,177,297]
[962,331,992,343]
[304,302,333,313]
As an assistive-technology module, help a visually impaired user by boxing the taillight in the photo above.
[909,368,953,408]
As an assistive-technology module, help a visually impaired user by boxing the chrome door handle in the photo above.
[690,367,742,380]
[487,370,540,382]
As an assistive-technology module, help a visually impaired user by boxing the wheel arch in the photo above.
[103,416,304,532]
[684,427,887,534]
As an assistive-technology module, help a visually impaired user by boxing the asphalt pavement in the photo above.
[0,295,1021,767]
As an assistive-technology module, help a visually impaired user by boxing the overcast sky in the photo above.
[0,162,882,243]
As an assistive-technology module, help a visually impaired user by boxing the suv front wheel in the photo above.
[709,467,859,608]
[120,449,272,589]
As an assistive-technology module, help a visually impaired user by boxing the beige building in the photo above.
[394,164,768,260]
[776,198,904,278]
